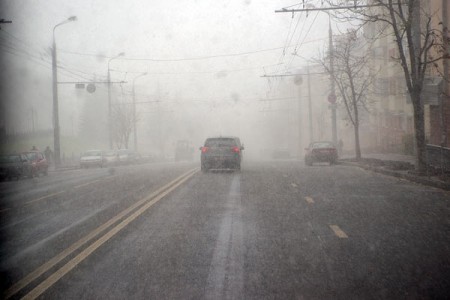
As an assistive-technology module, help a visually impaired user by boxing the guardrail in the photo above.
[426,144,450,173]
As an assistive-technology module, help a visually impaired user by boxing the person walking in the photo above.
[44,146,53,165]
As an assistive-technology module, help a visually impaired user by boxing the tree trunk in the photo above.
[411,92,427,173]
[354,123,361,161]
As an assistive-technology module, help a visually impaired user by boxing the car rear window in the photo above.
[205,138,236,147]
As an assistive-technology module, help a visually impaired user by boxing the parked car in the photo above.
[117,149,139,165]
[22,151,49,176]
[200,136,244,172]
[102,150,119,166]
[0,154,29,180]
[175,140,194,162]
[80,150,105,168]
[304,141,338,166]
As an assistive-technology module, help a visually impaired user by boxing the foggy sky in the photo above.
[1,0,349,154]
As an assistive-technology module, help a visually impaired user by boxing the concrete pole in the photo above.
[329,19,337,145]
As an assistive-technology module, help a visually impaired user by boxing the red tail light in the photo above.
[201,147,209,153]
[232,146,240,153]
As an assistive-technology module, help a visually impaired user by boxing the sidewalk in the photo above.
[339,153,450,191]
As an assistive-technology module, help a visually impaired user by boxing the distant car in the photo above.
[175,140,194,162]
[200,136,244,172]
[117,149,139,165]
[102,150,119,166]
[22,151,49,176]
[80,150,105,168]
[0,154,29,180]
[304,141,338,166]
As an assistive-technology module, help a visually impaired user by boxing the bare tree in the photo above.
[112,105,138,149]
[328,0,447,172]
[318,29,376,160]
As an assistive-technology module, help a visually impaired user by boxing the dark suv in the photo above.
[200,137,244,172]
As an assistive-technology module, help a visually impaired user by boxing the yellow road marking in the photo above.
[6,168,197,299]
[330,225,348,238]
[24,191,66,206]
[22,169,198,300]
[305,196,314,204]
[291,183,298,188]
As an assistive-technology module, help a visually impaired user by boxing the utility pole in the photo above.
[307,63,313,143]
[294,74,303,158]
[329,19,337,145]
[52,16,77,168]
[107,52,124,149]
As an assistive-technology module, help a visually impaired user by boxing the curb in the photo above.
[340,161,450,191]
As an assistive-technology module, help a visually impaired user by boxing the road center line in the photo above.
[5,168,198,300]
[305,196,314,204]
[329,225,348,238]
[22,169,198,300]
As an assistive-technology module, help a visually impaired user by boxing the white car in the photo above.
[80,150,105,168]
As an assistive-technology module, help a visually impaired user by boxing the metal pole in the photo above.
[107,52,124,150]
[51,17,76,168]
[52,29,61,167]
[133,82,137,151]
[107,64,112,149]
[307,63,313,143]
[329,19,337,145]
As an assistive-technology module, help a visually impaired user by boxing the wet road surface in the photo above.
[1,160,449,299]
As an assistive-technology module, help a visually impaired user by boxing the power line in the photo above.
[58,46,296,62]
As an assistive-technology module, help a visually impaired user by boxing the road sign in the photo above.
[87,83,96,93]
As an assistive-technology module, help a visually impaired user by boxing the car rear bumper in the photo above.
[201,156,240,169]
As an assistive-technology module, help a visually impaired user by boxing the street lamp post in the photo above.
[132,72,147,152]
[107,52,124,149]
[52,16,76,168]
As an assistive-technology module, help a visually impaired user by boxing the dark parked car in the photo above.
[200,136,244,172]
[304,141,338,166]
[0,154,29,180]
[22,151,49,176]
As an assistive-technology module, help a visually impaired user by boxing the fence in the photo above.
[426,144,450,173]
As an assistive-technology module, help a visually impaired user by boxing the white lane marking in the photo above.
[206,173,244,299]
[24,191,66,206]
[305,196,314,204]
[330,225,348,238]
[291,183,298,188]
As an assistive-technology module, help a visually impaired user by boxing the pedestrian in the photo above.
[44,146,53,164]
[31,145,38,151]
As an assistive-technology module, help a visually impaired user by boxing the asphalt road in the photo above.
[1,160,449,299]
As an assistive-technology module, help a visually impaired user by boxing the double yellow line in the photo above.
[5,168,198,300]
